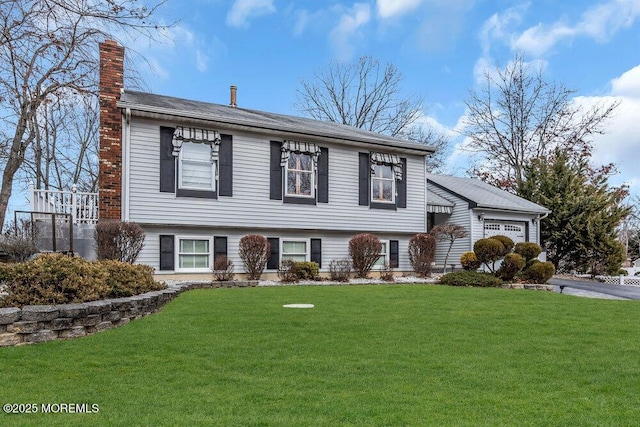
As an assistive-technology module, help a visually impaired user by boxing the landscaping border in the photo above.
[0,280,257,347]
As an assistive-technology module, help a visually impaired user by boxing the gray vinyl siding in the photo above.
[139,227,416,273]
[126,119,426,234]
[427,183,473,269]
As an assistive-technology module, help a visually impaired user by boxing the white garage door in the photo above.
[484,221,526,243]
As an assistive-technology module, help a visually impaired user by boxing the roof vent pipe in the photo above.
[230,85,237,107]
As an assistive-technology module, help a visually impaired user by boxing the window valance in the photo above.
[370,152,403,179]
[280,140,322,166]
[172,126,221,162]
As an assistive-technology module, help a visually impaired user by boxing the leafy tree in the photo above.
[463,54,619,191]
[296,56,450,171]
[517,148,629,274]
[0,0,170,226]
[430,223,468,272]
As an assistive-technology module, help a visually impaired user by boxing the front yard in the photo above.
[1,284,639,426]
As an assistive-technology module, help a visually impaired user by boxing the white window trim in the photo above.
[374,240,390,268]
[280,238,310,263]
[285,152,315,198]
[178,142,217,192]
[371,164,396,203]
[175,235,213,273]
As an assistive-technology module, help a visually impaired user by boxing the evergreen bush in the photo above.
[460,252,480,271]
[439,270,503,287]
[514,242,542,262]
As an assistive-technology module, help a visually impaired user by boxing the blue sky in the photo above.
[125,0,640,195]
[9,0,640,216]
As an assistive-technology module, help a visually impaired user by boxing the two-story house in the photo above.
[98,41,435,278]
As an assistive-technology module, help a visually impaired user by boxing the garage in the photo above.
[484,221,527,243]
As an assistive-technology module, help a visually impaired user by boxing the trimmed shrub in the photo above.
[618,269,629,276]
[238,234,270,280]
[329,259,351,282]
[212,255,235,281]
[99,260,164,298]
[473,238,504,272]
[408,233,436,277]
[95,221,145,263]
[460,252,481,271]
[0,219,39,262]
[520,261,556,283]
[496,253,525,281]
[0,253,165,307]
[349,233,382,278]
[439,270,503,287]
[490,235,514,257]
[294,261,320,280]
[514,242,542,262]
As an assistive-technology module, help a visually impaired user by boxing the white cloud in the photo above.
[329,3,371,61]
[611,64,640,98]
[195,50,209,73]
[584,64,640,194]
[512,0,640,56]
[377,0,422,19]
[226,0,276,28]
[479,3,527,55]
[293,9,309,36]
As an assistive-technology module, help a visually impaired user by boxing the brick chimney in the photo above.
[98,40,124,221]
[230,85,237,107]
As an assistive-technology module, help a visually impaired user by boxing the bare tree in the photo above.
[0,0,169,226]
[25,93,99,192]
[296,56,450,169]
[463,54,619,191]
[431,223,468,272]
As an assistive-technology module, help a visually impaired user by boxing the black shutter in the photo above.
[159,235,174,271]
[310,238,322,268]
[317,147,329,203]
[397,158,407,208]
[389,240,399,268]
[270,141,283,200]
[160,127,176,193]
[267,237,279,269]
[358,152,369,206]
[214,236,227,260]
[219,135,233,197]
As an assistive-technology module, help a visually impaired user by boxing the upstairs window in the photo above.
[271,140,327,205]
[286,152,314,197]
[371,164,395,203]
[359,152,406,209]
[179,142,216,191]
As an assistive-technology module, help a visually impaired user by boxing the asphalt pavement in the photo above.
[549,277,640,300]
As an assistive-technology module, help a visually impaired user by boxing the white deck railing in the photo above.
[30,183,99,224]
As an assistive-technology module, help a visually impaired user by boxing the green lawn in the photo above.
[1,284,639,426]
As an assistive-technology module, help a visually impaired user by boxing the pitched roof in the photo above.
[117,90,435,155]
[427,173,550,214]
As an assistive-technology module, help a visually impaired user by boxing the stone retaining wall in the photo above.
[0,281,257,347]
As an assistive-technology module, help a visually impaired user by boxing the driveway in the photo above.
[549,277,640,300]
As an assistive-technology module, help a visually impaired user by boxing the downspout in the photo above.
[122,107,131,221]
[536,212,549,246]
[424,158,428,232]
